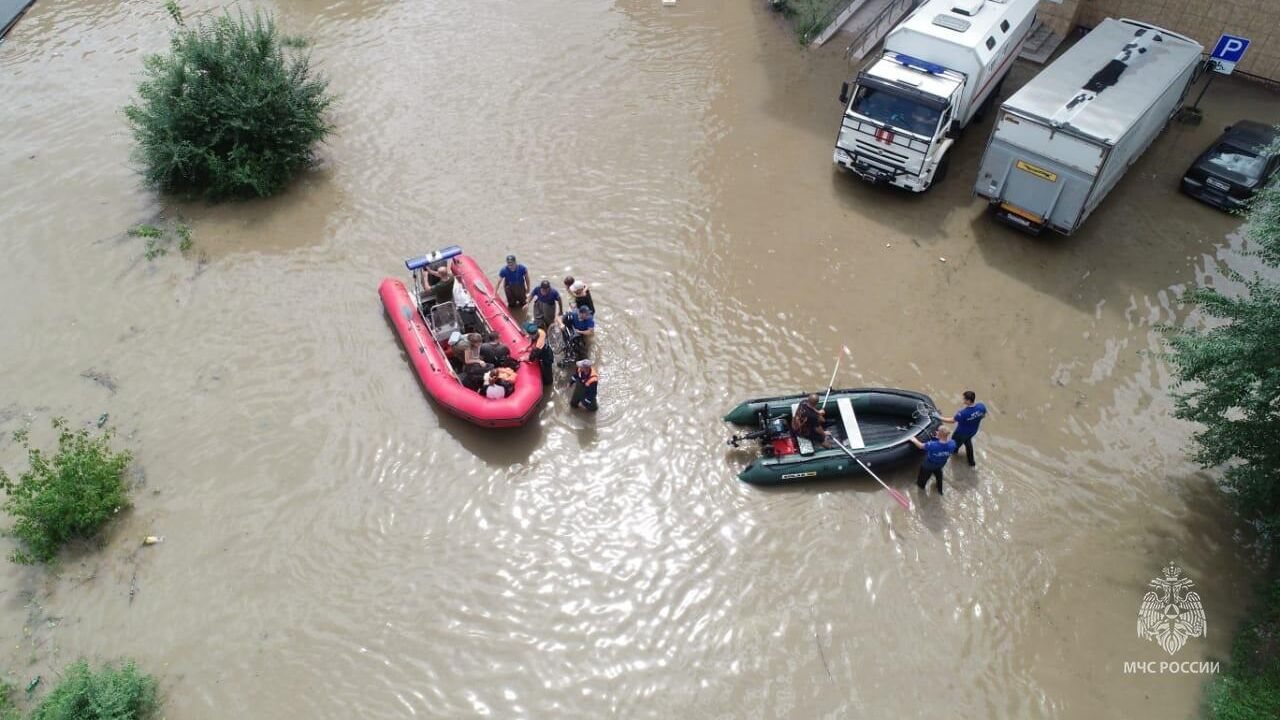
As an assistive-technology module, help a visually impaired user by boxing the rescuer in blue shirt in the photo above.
[942,390,987,467]
[497,254,530,309]
[910,426,956,495]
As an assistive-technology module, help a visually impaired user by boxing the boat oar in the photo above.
[821,345,851,410]
[832,438,912,510]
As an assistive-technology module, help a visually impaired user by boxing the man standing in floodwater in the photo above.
[941,391,987,467]
[910,426,956,495]
[570,358,598,411]
[496,254,530,309]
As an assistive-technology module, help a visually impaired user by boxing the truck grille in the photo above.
[855,139,908,165]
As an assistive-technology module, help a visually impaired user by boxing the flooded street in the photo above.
[2,0,1278,717]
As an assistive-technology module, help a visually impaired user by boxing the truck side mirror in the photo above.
[946,121,960,139]
[839,82,850,105]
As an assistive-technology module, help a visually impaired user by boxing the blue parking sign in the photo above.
[1210,34,1250,75]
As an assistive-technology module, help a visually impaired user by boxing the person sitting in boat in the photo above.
[909,426,956,496]
[460,361,492,393]
[496,254,530,310]
[791,394,833,448]
[525,322,554,385]
[444,331,465,367]
[453,333,483,366]
[478,332,519,369]
[484,369,516,399]
[569,359,598,411]
[528,279,563,330]
[563,276,595,314]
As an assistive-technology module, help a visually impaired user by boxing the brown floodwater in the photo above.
[2,1,1278,717]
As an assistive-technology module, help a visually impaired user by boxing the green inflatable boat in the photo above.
[724,388,941,485]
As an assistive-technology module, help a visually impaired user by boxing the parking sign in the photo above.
[1210,34,1250,75]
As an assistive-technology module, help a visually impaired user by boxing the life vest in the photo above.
[575,368,598,386]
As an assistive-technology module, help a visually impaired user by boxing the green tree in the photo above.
[0,419,133,564]
[1166,162,1280,542]
[124,8,333,199]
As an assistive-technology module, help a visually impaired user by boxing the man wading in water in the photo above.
[910,426,956,495]
[940,390,987,467]
[496,254,530,310]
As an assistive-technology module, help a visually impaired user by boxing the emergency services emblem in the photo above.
[1137,564,1206,655]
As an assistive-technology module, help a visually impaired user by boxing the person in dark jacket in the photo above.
[460,361,492,393]
[569,359,598,411]
[790,394,832,448]
[525,322,554,385]
[910,426,956,495]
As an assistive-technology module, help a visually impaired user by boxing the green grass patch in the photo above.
[1208,579,1280,719]
[1,678,20,720]
[128,220,194,260]
[0,419,133,565]
[27,660,158,720]
[773,0,846,43]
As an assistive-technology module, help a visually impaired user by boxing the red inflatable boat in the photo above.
[380,246,543,428]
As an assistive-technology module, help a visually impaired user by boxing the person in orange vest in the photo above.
[524,322,554,385]
[569,358,598,411]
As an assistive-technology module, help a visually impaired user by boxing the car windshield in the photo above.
[850,86,941,137]
[1204,143,1266,181]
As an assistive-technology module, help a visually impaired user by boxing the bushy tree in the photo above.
[1166,154,1280,544]
[0,419,133,564]
[124,6,333,199]
[28,660,158,720]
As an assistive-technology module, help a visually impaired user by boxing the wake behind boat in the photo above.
[725,388,940,484]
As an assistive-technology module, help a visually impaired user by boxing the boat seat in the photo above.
[429,302,460,342]
[836,397,865,449]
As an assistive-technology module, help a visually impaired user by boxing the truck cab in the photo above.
[833,0,1038,192]
[835,53,962,190]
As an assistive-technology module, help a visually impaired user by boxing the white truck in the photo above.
[833,0,1038,192]
[972,18,1203,235]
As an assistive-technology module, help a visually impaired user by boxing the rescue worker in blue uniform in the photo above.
[910,426,956,495]
[941,391,987,467]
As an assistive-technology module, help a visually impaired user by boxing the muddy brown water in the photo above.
[2,1,1278,717]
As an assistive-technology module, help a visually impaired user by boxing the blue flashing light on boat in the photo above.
[406,245,463,271]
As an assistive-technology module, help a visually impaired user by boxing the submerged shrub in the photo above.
[0,419,133,565]
[28,660,158,720]
[124,9,333,199]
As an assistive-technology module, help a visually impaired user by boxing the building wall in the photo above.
[1066,0,1279,79]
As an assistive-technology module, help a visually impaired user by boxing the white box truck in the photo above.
[833,0,1038,192]
[973,18,1203,235]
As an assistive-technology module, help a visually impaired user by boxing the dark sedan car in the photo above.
[1181,120,1279,211]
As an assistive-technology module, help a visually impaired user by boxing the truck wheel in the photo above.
[928,156,950,189]
[973,79,1005,123]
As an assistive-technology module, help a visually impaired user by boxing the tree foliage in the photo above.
[28,660,158,720]
[0,419,133,565]
[1166,152,1280,544]
[123,8,333,199]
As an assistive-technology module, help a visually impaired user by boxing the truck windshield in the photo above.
[850,86,941,137]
